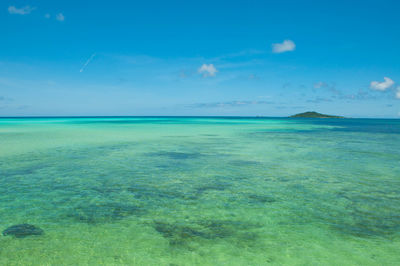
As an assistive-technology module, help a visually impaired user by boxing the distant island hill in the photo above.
[290,111,344,118]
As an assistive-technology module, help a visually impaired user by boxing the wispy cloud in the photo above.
[314,82,326,89]
[272,40,296,53]
[190,100,274,108]
[8,5,35,15]
[248,74,259,80]
[198,64,218,77]
[111,54,162,65]
[306,97,333,104]
[80,53,96,73]
[275,105,305,110]
[396,87,400,99]
[56,13,65,21]
[313,81,341,95]
[215,49,265,60]
[0,96,14,103]
[370,77,394,91]
[339,89,377,101]
[313,81,379,101]
[7,5,65,23]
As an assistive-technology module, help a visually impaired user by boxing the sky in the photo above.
[1,0,400,117]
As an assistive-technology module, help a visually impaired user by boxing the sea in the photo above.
[0,117,399,265]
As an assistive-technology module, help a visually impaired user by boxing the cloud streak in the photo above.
[313,81,341,95]
[370,77,394,91]
[313,81,381,101]
[8,6,35,15]
[80,53,96,73]
[272,40,296,53]
[190,100,274,108]
[0,96,14,101]
[396,87,400,99]
[306,97,333,104]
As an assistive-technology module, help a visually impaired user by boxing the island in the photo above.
[290,111,344,118]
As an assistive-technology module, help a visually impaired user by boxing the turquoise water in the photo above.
[0,117,399,265]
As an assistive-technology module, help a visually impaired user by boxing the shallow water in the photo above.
[0,117,399,265]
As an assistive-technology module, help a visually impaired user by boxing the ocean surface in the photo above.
[0,117,399,265]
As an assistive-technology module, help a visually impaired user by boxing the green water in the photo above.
[0,117,399,265]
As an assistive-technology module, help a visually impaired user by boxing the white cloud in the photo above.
[370,77,394,91]
[8,6,35,15]
[272,40,296,53]
[45,13,51,19]
[56,13,65,21]
[396,87,400,99]
[249,74,259,80]
[198,64,217,77]
[314,82,326,89]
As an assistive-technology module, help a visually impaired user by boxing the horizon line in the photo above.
[0,115,399,120]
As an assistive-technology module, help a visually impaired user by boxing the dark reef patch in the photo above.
[154,221,208,247]
[69,203,143,224]
[163,135,191,138]
[248,194,276,204]
[2,224,44,238]
[199,219,262,232]
[153,219,263,248]
[1,163,50,178]
[195,184,228,194]
[229,160,262,167]
[192,178,232,198]
[310,192,400,238]
[69,119,177,125]
[91,186,125,195]
[196,220,234,239]
[197,220,264,249]
[148,151,202,160]
[127,186,197,201]
[328,209,400,238]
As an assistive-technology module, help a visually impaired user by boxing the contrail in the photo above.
[79,53,96,73]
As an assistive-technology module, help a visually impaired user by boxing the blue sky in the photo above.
[1,0,399,117]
